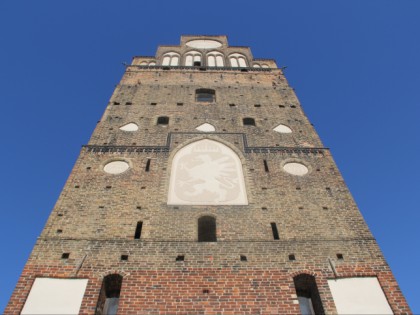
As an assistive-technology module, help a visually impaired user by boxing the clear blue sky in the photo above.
[1,1,419,312]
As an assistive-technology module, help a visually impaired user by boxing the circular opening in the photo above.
[103,161,130,174]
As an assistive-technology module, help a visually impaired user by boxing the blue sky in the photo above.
[1,1,419,312]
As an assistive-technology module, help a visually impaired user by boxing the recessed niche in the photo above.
[119,123,139,132]
[283,162,309,176]
[103,161,130,175]
[273,124,292,133]
[195,123,216,132]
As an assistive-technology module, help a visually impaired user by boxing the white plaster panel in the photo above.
[230,58,238,67]
[168,139,248,205]
[216,55,224,66]
[103,161,130,174]
[162,56,170,66]
[196,123,216,132]
[185,55,193,66]
[328,278,393,314]
[21,278,88,315]
[119,123,139,131]
[170,56,179,66]
[186,39,222,49]
[238,57,247,67]
[283,162,308,176]
[208,55,216,67]
[273,124,292,133]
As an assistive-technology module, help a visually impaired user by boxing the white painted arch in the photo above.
[196,123,216,132]
[119,122,139,131]
[168,139,248,205]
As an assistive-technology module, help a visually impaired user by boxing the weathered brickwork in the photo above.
[6,35,411,314]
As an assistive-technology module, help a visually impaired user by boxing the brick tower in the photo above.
[6,35,410,314]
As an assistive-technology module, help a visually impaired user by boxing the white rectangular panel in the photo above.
[21,278,88,315]
[328,277,393,314]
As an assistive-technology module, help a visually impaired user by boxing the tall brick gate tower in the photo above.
[7,35,410,314]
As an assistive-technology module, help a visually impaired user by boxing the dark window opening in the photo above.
[150,102,157,106]
[294,274,324,315]
[243,117,256,126]
[254,104,261,107]
[198,216,217,242]
[240,255,247,261]
[96,274,123,315]
[263,160,269,172]
[120,255,128,261]
[157,116,169,125]
[176,255,185,261]
[229,103,236,107]
[145,159,151,172]
[336,253,344,260]
[202,289,210,294]
[177,102,184,106]
[196,89,215,102]
[57,229,62,233]
[193,61,201,66]
[289,254,296,261]
[113,102,120,105]
[125,102,132,105]
[271,222,279,240]
[134,221,143,239]
[62,253,70,259]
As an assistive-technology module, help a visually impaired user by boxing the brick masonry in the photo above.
[5,35,411,314]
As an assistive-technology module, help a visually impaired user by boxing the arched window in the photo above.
[161,52,180,66]
[207,52,224,67]
[198,216,216,242]
[168,139,248,205]
[149,61,156,66]
[196,88,215,102]
[293,274,324,315]
[261,64,269,68]
[96,274,123,315]
[243,117,256,126]
[252,63,261,68]
[229,53,248,67]
[185,51,202,66]
[139,61,148,66]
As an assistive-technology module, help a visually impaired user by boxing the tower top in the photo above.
[132,35,277,68]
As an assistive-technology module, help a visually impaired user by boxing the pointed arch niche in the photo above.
[168,139,248,205]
